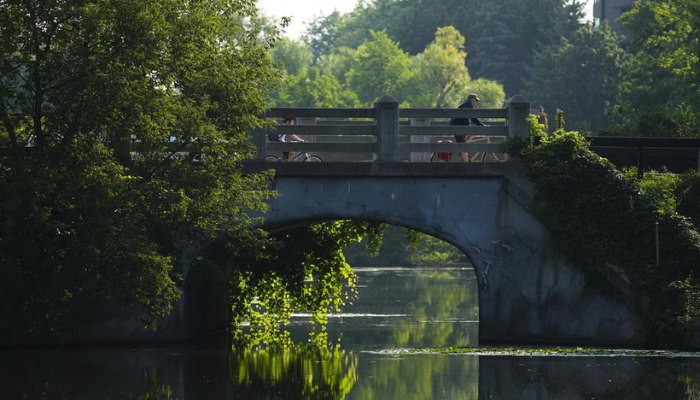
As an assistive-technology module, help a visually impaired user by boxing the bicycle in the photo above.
[265,149,322,162]
[430,137,502,162]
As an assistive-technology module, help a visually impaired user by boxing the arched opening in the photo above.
[248,219,481,349]
[224,219,482,398]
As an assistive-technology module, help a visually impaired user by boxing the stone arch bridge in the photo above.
[241,160,642,346]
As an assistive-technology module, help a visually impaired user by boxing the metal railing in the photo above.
[587,137,700,176]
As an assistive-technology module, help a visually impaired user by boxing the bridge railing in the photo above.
[253,94,531,162]
[587,137,700,176]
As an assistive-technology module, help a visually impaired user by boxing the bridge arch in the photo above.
[262,175,501,286]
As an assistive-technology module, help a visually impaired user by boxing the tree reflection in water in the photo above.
[349,353,479,400]
[392,270,478,348]
[137,369,175,400]
[230,343,358,400]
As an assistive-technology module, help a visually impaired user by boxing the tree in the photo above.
[345,30,411,105]
[316,0,479,56]
[469,0,586,95]
[318,46,356,86]
[618,0,700,116]
[273,66,359,108]
[408,26,471,108]
[228,220,385,345]
[406,26,506,109]
[304,11,347,65]
[524,23,629,132]
[306,0,586,96]
[271,38,312,76]
[0,0,281,340]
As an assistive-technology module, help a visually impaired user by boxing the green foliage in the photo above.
[512,127,700,346]
[619,0,700,117]
[271,38,312,76]
[676,172,700,228]
[596,104,699,138]
[463,78,507,109]
[317,46,357,86]
[0,0,281,341]
[273,66,359,108]
[622,168,700,229]
[345,30,412,105]
[228,221,388,346]
[465,0,586,95]
[300,0,585,97]
[628,169,681,215]
[304,11,348,65]
[0,143,182,337]
[271,25,505,109]
[554,109,566,132]
[524,23,629,132]
[406,26,471,108]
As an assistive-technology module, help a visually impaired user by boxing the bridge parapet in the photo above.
[255,95,530,162]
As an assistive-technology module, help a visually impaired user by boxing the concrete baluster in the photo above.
[375,95,400,162]
[506,95,531,143]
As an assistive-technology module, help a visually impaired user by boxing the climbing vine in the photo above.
[507,116,700,347]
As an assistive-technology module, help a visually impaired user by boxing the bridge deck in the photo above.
[242,160,526,178]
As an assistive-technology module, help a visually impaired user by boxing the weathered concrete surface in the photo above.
[251,161,644,346]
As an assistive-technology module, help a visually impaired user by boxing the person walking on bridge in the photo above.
[449,93,484,162]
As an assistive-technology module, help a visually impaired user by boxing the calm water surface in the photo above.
[2,267,699,400]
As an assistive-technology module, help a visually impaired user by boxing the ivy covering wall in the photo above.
[508,115,700,347]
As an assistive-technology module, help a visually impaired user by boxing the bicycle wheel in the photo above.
[265,155,281,162]
[469,152,485,162]
[481,152,502,162]
[305,155,323,162]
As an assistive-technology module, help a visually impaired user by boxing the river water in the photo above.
[2,267,699,400]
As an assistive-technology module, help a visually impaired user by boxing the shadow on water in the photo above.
[2,268,700,399]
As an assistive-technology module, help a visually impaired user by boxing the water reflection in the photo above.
[4,347,700,400]
[2,268,700,400]
[390,269,478,348]
[288,267,479,349]
[230,344,357,400]
[349,353,478,400]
